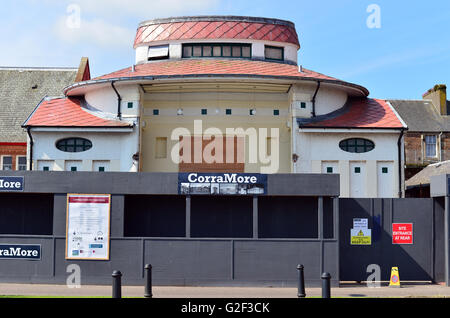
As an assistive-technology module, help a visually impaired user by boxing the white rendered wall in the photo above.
[289,83,349,118]
[30,129,139,172]
[296,131,401,198]
[135,39,299,65]
[84,84,141,118]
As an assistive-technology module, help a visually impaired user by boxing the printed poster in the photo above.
[351,218,372,245]
[66,194,111,260]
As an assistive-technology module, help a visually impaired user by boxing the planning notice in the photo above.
[66,194,111,260]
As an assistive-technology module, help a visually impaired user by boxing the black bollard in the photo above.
[112,270,122,299]
[297,264,306,298]
[144,264,153,298]
[321,272,331,298]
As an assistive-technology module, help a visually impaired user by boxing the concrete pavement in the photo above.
[1,283,450,298]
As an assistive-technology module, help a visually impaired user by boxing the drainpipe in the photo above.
[111,81,122,119]
[26,127,34,171]
[439,132,444,162]
[311,81,321,117]
[397,129,405,198]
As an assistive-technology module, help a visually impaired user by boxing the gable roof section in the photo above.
[0,68,77,141]
[23,97,132,128]
[389,99,450,132]
[406,160,450,188]
[298,98,405,129]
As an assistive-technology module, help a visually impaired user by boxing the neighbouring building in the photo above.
[0,58,90,171]
[22,16,407,198]
[389,84,450,197]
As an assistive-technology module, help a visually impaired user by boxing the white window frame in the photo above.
[424,135,438,158]
[1,155,13,171]
[16,155,27,171]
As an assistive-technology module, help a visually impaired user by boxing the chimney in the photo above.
[423,84,447,115]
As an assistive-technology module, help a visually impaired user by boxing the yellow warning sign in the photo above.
[350,228,371,245]
[389,267,401,288]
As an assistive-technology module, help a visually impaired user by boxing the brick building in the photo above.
[0,58,89,171]
[389,84,450,196]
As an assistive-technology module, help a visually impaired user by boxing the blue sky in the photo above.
[1,0,449,99]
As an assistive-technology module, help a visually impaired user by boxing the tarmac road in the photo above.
[1,282,450,298]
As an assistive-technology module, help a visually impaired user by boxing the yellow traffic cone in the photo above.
[389,267,401,288]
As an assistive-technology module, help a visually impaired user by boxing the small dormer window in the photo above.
[265,45,284,61]
[148,45,169,61]
[182,43,251,59]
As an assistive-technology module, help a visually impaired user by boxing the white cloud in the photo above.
[54,17,135,48]
[49,0,220,20]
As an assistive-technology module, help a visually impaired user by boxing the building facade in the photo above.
[389,84,450,197]
[0,58,90,172]
[22,16,406,198]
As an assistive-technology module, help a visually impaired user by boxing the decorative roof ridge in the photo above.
[138,15,296,28]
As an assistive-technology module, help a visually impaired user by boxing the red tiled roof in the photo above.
[134,19,299,48]
[93,59,337,82]
[300,98,404,129]
[23,98,132,128]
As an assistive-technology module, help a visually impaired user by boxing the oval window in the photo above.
[339,138,374,153]
[56,138,92,153]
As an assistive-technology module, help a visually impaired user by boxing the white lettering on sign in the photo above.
[187,173,258,184]
[0,180,21,189]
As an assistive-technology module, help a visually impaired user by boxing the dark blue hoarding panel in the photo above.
[0,244,41,260]
[0,176,24,192]
[178,173,267,195]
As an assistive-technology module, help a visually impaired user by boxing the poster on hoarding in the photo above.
[65,194,111,260]
[350,218,371,245]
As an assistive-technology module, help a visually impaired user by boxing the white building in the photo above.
[22,16,407,198]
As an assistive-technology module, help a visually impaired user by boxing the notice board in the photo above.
[65,194,111,260]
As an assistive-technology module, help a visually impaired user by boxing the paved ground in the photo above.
[1,282,450,298]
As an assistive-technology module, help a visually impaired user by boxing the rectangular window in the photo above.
[301,102,306,109]
[2,156,12,170]
[182,43,251,59]
[265,45,284,61]
[65,161,81,172]
[127,102,133,109]
[425,135,437,158]
[93,161,110,172]
[226,109,232,115]
[355,167,361,174]
[201,109,208,115]
[17,156,27,171]
[38,160,54,171]
[273,109,280,116]
[155,137,168,159]
[153,109,159,116]
[382,167,388,174]
[148,45,169,61]
[327,167,333,173]
[213,46,222,57]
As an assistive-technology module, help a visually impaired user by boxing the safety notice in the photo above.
[392,223,413,244]
[351,218,371,245]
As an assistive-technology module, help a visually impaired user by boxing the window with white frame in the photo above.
[425,135,437,158]
[17,156,27,170]
[1,156,12,170]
